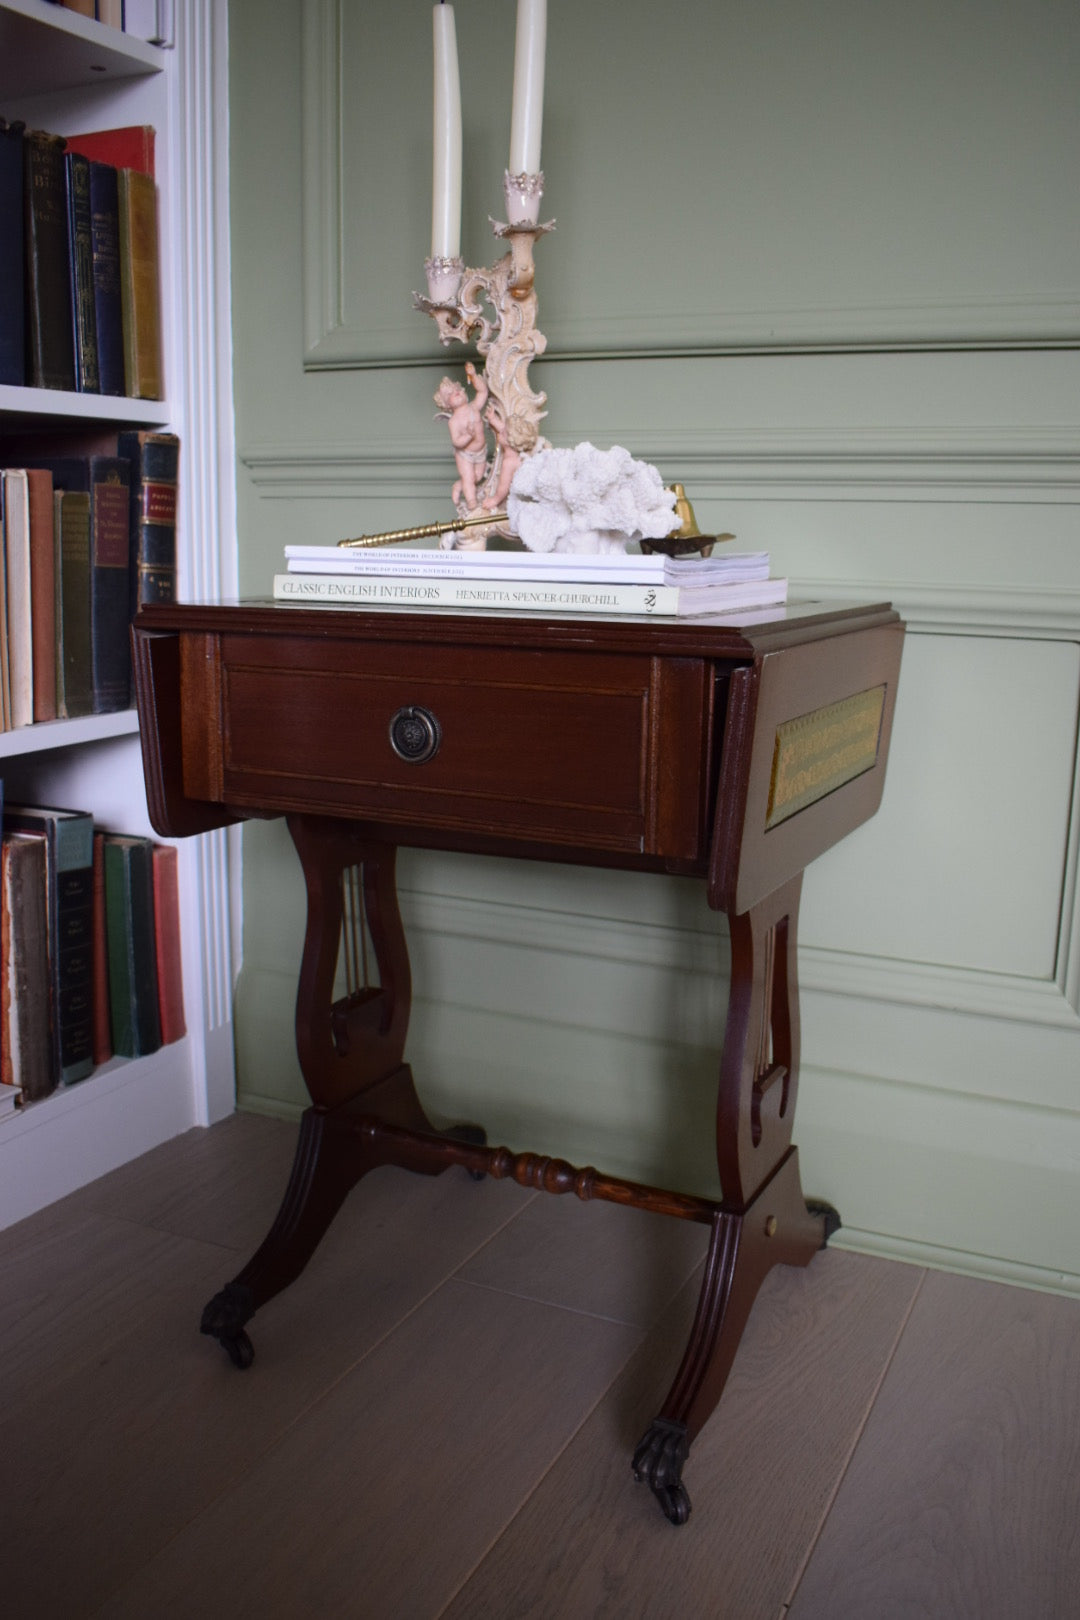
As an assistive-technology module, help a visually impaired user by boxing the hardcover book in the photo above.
[5,804,95,1087]
[91,831,112,1066]
[22,456,132,712]
[65,126,156,180]
[64,151,100,393]
[117,168,163,400]
[1,470,33,729]
[117,429,179,608]
[284,545,772,586]
[86,161,125,396]
[151,842,185,1045]
[0,117,25,386]
[103,833,161,1058]
[1,831,54,1102]
[53,487,94,718]
[23,130,76,392]
[273,572,790,619]
[24,467,57,723]
[0,489,10,730]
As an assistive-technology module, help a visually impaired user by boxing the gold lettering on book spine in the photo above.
[766,685,886,829]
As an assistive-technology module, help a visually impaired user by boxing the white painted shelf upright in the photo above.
[0,0,239,1227]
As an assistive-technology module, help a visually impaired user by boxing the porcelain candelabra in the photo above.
[414,172,553,541]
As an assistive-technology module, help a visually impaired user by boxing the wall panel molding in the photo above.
[240,428,1080,497]
[238,436,1080,638]
[398,884,1080,1035]
[298,2,1079,368]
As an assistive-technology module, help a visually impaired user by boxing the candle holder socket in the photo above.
[424,255,465,304]
[503,168,544,226]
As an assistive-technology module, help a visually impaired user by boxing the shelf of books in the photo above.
[0,2,238,1227]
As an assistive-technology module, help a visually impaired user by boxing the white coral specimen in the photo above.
[507,442,679,554]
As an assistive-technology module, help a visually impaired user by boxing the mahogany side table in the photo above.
[133,596,903,1525]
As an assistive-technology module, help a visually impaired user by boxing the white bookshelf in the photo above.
[0,0,239,1229]
[0,0,162,99]
[0,381,170,423]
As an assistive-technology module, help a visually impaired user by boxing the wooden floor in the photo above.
[3,1113,1079,1619]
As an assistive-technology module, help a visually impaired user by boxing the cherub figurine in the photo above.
[433,360,490,511]
[481,402,537,511]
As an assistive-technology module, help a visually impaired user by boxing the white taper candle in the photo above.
[509,0,546,176]
[431,3,462,259]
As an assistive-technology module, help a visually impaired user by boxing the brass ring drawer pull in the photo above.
[389,705,442,764]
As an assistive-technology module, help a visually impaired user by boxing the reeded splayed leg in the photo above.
[633,875,839,1523]
[201,816,485,1367]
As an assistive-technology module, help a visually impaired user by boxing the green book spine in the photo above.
[104,834,161,1058]
[117,429,179,612]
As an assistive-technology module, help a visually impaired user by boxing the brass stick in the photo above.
[337,511,509,549]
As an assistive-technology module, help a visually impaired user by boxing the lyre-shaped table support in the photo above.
[199,821,837,1523]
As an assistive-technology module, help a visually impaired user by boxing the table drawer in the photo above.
[180,633,712,858]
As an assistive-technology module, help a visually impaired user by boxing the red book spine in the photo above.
[152,843,185,1045]
[63,126,156,179]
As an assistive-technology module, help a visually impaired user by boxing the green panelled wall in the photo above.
[227,0,1080,1293]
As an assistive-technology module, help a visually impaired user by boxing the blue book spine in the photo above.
[0,119,25,386]
[65,151,100,393]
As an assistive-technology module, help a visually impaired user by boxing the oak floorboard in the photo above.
[57,1111,302,1253]
[440,1249,924,1620]
[786,1268,1080,1620]
[0,1209,235,1406]
[2,1165,529,1620]
[94,1280,644,1620]
[458,1191,709,1326]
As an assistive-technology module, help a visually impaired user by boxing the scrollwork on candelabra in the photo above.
[413,174,554,541]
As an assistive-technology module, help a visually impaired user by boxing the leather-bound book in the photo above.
[53,487,94,718]
[0,117,25,386]
[117,168,163,400]
[103,833,162,1059]
[23,129,76,392]
[21,455,132,713]
[0,496,10,730]
[5,805,95,1087]
[24,467,57,723]
[91,832,112,1066]
[1,831,54,1102]
[86,161,125,396]
[151,842,186,1045]
[65,125,155,179]
[118,429,179,609]
[1,469,33,729]
[64,150,100,393]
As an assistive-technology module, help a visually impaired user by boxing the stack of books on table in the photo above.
[274,545,788,620]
